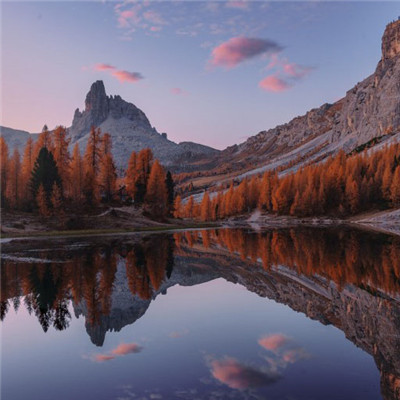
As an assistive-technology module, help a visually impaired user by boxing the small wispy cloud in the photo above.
[170,88,189,96]
[209,37,282,68]
[260,58,313,93]
[88,63,144,84]
[94,63,116,71]
[259,74,292,92]
[111,343,143,356]
[209,356,279,389]
[169,328,189,338]
[90,342,143,363]
[111,70,144,83]
[226,0,250,10]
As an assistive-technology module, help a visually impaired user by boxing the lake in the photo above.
[1,227,399,400]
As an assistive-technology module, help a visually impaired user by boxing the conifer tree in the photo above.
[30,147,61,205]
[145,160,168,218]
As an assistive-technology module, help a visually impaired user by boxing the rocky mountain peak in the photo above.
[382,18,400,61]
[69,80,152,141]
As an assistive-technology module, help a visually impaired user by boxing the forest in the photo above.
[175,142,400,220]
[0,125,174,223]
[1,125,400,227]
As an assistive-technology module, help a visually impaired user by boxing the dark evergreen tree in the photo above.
[30,147,62,205]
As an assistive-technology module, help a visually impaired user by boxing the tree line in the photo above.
[0,125,174,221]
[175,142,400,220]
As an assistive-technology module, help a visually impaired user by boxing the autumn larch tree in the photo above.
[125,151,137,200]
[145,160,168,218]
[200,191,211,221]
[36,184,50,217]
[5,149,21,209]
[173,195,182,218]
[134,148,153,205]
[83,126,102,207]
[99,133,117,202]
[21,137,34,209]
[51,182,66,227]
[33,125,53,162]
[70,144,84,208]
[52,126,71,195]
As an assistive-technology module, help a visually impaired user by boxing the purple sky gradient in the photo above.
[2,1,399,149]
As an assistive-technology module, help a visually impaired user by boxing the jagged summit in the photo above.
[70,80,151,142]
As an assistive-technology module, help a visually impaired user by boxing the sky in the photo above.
[1,1,400,149]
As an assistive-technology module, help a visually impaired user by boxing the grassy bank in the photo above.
[0,222,221,240]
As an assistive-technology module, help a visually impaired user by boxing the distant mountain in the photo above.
[0,81,218,172]
[0,126,39,154]
[69,81,219,170]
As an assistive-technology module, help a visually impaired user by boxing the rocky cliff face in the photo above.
[210,20,400,180]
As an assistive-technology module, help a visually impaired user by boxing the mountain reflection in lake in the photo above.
[1,227,400,400]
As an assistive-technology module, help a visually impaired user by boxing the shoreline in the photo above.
[1,208,399,243]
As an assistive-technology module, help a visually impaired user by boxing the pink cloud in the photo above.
[111,70,144,83]
[283,62,312,79]
[150,26,162,32]
[210,357,278,389]
[94,63,116,72]
[226,1,250,10]
[210,37,282,68]
[258,334,288,351]
[111,342,143,356]
[170,87,188,96]
[117,8,141,28]
[169,329,189,338]
[143,10,165,25]
[94,354,115,362]
[259,74,292,92]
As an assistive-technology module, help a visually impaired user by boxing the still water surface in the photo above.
[1,227,399,400]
